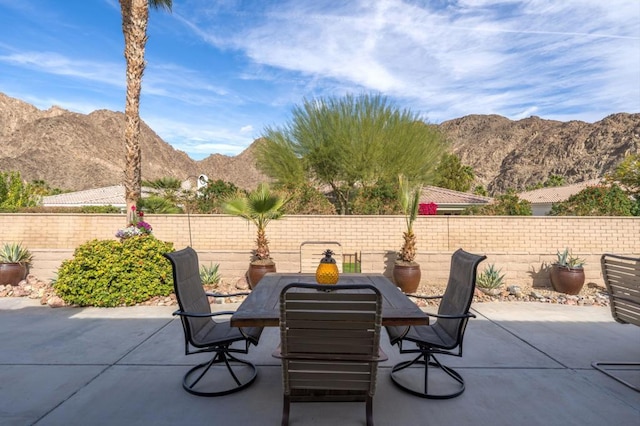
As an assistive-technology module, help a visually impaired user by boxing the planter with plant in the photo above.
[0,242,33,286]
[393,175,422,293]
[550,248,585,295]
[476,263,505,296]
[222,183,287,289]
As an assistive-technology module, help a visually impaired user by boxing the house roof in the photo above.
[42,185,156,207]
[518,179,602,204]
[43,184,492,210]
[419,186,493,206]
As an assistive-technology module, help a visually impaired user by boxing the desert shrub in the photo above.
[54,236,174,307]
[550,184,634,216]
[200,263,221,286]
[278,183,336,215]
[351,180,401,215]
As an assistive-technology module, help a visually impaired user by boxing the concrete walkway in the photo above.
[0,298,638,426]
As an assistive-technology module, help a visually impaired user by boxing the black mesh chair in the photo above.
[164,247,263,397]
[386,248,486,399]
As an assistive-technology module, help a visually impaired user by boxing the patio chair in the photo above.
[299,241,343,273]
[164,247,263,397]
[592,253,640,392]
[274,283,387,426]
[386,248,486,399]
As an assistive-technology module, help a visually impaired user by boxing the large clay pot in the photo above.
[0,263,27,286]
[393,263,421,294]
[550,264,585,295]
[247,263,276,289]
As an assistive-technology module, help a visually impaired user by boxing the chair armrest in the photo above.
[406,294,443,300]
[423,311,476,320]
[205,291,251,298]
[172,309,236,318]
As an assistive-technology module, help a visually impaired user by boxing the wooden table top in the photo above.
[230,273,428,328]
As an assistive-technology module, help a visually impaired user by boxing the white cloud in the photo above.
[185,0,639,123]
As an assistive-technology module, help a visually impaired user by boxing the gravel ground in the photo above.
[1,274,610,308]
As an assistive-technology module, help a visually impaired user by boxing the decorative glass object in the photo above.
[316,249,339,285]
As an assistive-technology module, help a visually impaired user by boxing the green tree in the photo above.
[276,182,336,215]
[121,0,172,224]
[222,183,287,263]
[143,177,182,204]
[138,195,182,213]
[473,185,488,196]
[351,179,401,215]
[607,153,640,196]
[433,153,475,192]
[550,184,634,216]
[256,93,446,214]
[525,174,566,190]
[466,190,532,215]
[193,179,241,214]
[0,171,39,210]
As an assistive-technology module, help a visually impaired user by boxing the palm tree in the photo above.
[120,0,172,223]
[397,174,421,265]
[222,184,287,264]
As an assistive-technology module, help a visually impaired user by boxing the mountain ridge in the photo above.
[1,92,638,194]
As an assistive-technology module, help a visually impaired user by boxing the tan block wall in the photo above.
[1,214,638,288]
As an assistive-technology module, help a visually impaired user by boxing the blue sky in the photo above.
[1,0,638,160]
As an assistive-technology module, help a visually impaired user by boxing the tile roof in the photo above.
[43,184,491,209]
[419,186,493,206]
[42,185,156,207]
[518,179,602,204]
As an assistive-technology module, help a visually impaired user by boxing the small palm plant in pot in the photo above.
[222,183,287,288]
[550,248,585,295]
[393,174,422,293]
[0,242,33,286]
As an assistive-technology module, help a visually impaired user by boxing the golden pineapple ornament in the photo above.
[316,249,339,285]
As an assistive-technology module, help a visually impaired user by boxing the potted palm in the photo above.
[549,248,585,295]
[0,242,33,286]
[393,175,422,293]
[222,183,287,288]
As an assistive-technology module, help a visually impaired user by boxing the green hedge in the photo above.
[54,236,174,307]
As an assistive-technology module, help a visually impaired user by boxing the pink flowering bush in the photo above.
[418,202,438,215]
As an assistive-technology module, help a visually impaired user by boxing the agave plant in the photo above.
[476,264,505,290]
[0,242,33,265]
[555,248,585,269]
[200,263,221,286]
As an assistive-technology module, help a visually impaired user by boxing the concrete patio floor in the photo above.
[0,297,638,426]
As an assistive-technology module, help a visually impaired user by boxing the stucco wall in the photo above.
[2,214,638,288]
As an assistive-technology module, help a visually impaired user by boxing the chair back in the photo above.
[164,247,212,346]
[279,283,382,396]
[299,241,343,273]
[601,254,640,326]
[435,249,487,345]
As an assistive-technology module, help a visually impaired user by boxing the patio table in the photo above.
[230,273,428,328]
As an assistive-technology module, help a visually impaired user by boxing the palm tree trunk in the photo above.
[120,0,149,223]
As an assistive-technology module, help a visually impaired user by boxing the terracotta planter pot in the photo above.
[0,263,27,286]
[247,263,276,289]
[550,264,585,295]
[393,263,421,294]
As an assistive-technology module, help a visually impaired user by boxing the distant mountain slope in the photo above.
[441,113,640,193]
[1,92,638,194]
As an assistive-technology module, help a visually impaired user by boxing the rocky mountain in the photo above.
[442,113,640,193]
[1,92,638,194]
